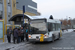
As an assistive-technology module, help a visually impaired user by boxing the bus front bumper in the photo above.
[29,37,52,42]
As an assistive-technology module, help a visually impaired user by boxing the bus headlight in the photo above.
[29,35,31,38]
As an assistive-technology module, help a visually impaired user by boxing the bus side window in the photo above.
[52,23,56,31]
[48,23,51,32]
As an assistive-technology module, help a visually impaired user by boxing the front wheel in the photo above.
[32,42,36,44]
[58,33,60,40]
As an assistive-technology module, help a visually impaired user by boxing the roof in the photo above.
[9,14,31,21]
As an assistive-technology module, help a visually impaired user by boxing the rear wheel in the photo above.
[52,34,54,42]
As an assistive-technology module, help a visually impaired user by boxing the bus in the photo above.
[28,18,62,42]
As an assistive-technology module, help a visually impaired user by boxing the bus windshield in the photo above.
[30,20,47,34]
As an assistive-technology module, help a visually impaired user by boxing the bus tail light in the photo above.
[45,35,47,37]
[44,35,49,38]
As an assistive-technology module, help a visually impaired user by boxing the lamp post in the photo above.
[66,16,68,29]
[69,17,72,29]
[66,16,72,29]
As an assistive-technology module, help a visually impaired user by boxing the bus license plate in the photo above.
[36,39,39,40]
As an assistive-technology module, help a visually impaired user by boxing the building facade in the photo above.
[0,0,40,34]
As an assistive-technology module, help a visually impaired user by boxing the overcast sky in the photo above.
[32,0,75,19]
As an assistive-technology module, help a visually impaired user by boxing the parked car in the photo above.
[73,29,75,32]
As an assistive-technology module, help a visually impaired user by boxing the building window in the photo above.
[8,6,11,18]
[8,12,11,17]
[28,5,37,10]
[8,6,11,12]
[0,4,2,19]
[7,6,11,24]
[7,0,10,4]
[7,17,11,24]
[0,11,2,15]
[0,11,2,19]
[21,17,23,21]
[17,18,20,21]
[8,21,10,24]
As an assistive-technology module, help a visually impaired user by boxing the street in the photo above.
[10,32,75,50]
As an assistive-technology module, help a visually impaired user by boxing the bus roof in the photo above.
[31,18,61,23]
[47,19,61,23]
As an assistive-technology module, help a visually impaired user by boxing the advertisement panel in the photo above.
[0,22,3,38]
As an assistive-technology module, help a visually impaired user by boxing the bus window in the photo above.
[52,23,56,31]
[55,24,57,31]
[48,23,60,31]
[48,23,53,31]
[56,23,61,31]
[58,24,61,30]
[48,23,51,31]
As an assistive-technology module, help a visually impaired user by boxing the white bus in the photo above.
[28,18,62,42]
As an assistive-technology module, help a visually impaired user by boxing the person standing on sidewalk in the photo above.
[13,28,15,43]
[20,27,25,42]
[26,27,29,41]
[18,28,21,43]
[13,28,18,44]
[7,27,12,43]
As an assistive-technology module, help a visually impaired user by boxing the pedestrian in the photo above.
[18,28,21,43]
[13,28,15,43]
[7,27,12,43]
[13,28,18,44]
[26,27,29,41]
[20,27,25,42]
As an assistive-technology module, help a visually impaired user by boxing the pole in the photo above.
[69,17,72,29]
[70,18,72,29]
[23,5,25,28]
[23,12,24,27]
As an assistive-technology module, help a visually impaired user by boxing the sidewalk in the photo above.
[0,42,26,50]
[62,29,73,34]
[0,35,26,50]
[0,35,13,45]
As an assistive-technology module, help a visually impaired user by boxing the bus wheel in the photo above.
[58,33,60,40]
[52,34,54,42]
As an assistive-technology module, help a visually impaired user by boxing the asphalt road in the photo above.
[11,32,75,50]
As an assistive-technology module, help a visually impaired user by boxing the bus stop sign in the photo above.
[23,5,25,13]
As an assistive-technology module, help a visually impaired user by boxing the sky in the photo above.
[32,0,75,19]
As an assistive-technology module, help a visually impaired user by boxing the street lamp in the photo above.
[66,16,72,29]
[66,16,68,29]
[69,17,72,29]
